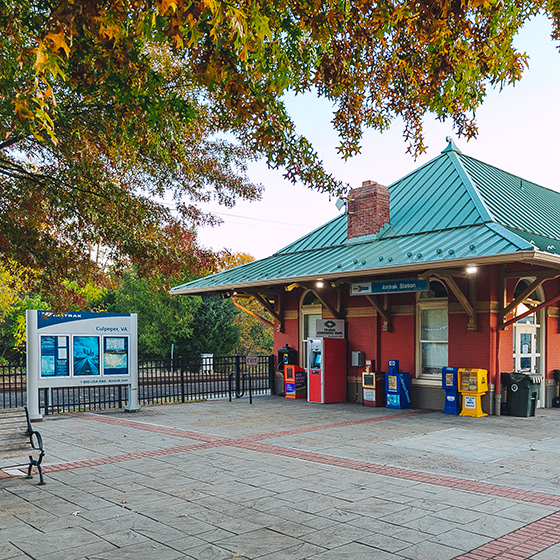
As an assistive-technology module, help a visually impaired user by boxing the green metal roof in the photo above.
[460,155,560,241]
[172,139,560,295]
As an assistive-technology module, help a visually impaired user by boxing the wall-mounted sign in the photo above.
[351,278,428,296]
[26,311,139,419]
[315,319,345,339]
[350,283,373,296]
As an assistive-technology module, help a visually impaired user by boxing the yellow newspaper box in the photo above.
[458,368,488,418]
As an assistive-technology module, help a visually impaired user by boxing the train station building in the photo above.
[172,139,560,413]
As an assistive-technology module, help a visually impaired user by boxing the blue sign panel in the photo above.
[73,336,100,376]
[103,337,129,375]
[369,278,428,294]
[40,336,69,377]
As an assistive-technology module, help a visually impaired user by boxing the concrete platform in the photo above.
[3,397,560,559]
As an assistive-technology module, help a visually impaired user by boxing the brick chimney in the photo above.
[347,180,390,238]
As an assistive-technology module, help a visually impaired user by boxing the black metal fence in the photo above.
[139,354,274,406]
[0,362,26,409]
[0,355,275,414]
[42,384,129,415]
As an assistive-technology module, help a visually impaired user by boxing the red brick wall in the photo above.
[346,316,377,368]
[379,316,415,373]
[544,279,560,379]
[347,181,390,238]
[449,312,496,373]
[496,317,513,379]
[274,318,299,368]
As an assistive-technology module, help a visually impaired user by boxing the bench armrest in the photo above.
[24,406,45,455]
[29,429,44,453]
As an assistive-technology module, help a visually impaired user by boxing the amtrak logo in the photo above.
[354,285,368,292]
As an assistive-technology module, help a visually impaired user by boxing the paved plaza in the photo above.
[3,397,560,559]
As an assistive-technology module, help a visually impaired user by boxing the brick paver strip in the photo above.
[73,412,229,443]
[75,408,432,443]
[40,441,224,473]
[240,408,434,441]
[453,511,560,559]
[234,440,560,508]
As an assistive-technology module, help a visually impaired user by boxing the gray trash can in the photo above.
[502,372,542,417]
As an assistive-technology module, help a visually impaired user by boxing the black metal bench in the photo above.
[0,407,45,485]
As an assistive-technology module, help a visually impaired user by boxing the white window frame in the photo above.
[416,298,448,381]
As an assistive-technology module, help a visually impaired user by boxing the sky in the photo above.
[197,14,560,261]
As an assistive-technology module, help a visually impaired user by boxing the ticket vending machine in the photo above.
[307,338,347,403]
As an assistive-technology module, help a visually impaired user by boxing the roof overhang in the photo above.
[171,250,560,297]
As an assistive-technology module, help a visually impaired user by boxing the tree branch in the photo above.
[0,156,113,201]
[0,135,27,151]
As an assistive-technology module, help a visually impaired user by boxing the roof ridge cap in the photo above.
[446,151,494,223]
[498,224,560,244]
[484,222,535,250]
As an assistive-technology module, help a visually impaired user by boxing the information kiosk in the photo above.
[26,310,139,420]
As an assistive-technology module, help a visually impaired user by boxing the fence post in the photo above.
[268,354,276,395]
[247,372,253,404]
[179,356,185,403]
[234,355,241,396]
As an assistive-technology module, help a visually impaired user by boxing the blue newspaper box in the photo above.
[385,370,411,409]
[442,367,461,415]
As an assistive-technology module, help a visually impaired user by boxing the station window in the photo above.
[417,280,448,377]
